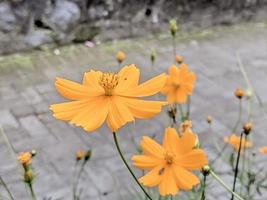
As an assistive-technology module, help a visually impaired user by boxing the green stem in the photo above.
[172,36,176,62]
[112,132,153,200]
[200,175,207,200]
[178,104,185,122]
[0,176,15,200]
[210,170,244,200]
[73,160,87,200]
[231,132,244,200]
[29,182,37,200]
[186,96,191,120]
[233,99,242,133]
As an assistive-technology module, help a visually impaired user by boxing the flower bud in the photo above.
[76,150,86,161]
[246,89,253,98]
[243,122,252,135]
[31,150,37,157]
[169,19,178,37]
[235,88,244,99]
[116,51,125,63]
[150,49,156,64]
[175,55,183,64]
[206,116,212,124]
[201,165,211,176]
[84,149,92,161]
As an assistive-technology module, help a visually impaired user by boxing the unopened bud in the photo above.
[84,150,92,161]
[235,88,244,99]
[169,19,178,37]
[243,122,252,135]
[202,165,211,176]
[175,55,183,64]
[207,116,212,124]
[150,49,156,64]
[116,51,126,63]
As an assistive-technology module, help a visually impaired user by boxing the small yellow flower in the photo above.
[161,64,196,104]
[116,51,126,63]
[76,150,86,161]
[18,152,32,166]
[132,127,208,196]
[224,134,252,151]
[259,146,267,154]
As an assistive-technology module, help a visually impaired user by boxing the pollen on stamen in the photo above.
[99,72,119,96]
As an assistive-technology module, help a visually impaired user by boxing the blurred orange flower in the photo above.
[132,127,208,196]
[161,63,196,104]
[50,64,167,132]
[18,152,32,166]
[224,134,252,151]
[259,146,267,154]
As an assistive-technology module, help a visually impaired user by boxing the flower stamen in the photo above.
[99,72,119,96]
[164,151,174,165]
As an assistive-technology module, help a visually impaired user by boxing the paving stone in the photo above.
[19,115,50,136]
[0,109,19,129]
[21,87,43,104]
[11,104,34,117]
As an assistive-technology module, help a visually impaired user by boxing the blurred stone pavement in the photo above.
[0,23,267,200]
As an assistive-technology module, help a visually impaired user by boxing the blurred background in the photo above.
[1,0,267,54]
[1,0,267,200]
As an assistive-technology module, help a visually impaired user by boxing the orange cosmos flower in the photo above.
[132,127,208,196]
[50,64,167,132]
[224,134,252,151]
[259,146,267,154]
[161,63,196,104]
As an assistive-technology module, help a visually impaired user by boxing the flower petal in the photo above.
[115,64,140,92]
[117,97,167,119]
[82,70,103,90]
[163,128,180,153]
[159,166,179,196]
[172,165,199,190]
[117,73,167,97]
[132,155,164,170]
[140,136,164,159]
[175,131,197,155]
[69,96,109,132]
[55,77,104,100]
[139,165,164,187]
[106,96,134,132]
[176,149,208,170]
[50,99,92,121]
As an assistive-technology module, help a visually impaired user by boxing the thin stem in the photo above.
[210,170,244,200]
[178,104,185,122]
[0,176,15,200]
[186,96,191,120]
[73,160,87,200]
[112,132,153,200]
[231,132,244,200]
[29,182,37,200]
[172,36,176,62]
[233,99,242,133]
[239,134,247,195]
[200,175,207,200]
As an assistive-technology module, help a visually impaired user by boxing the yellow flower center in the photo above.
[164,151,174,165]
[99,73,119,96]
[172,83,180,90]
